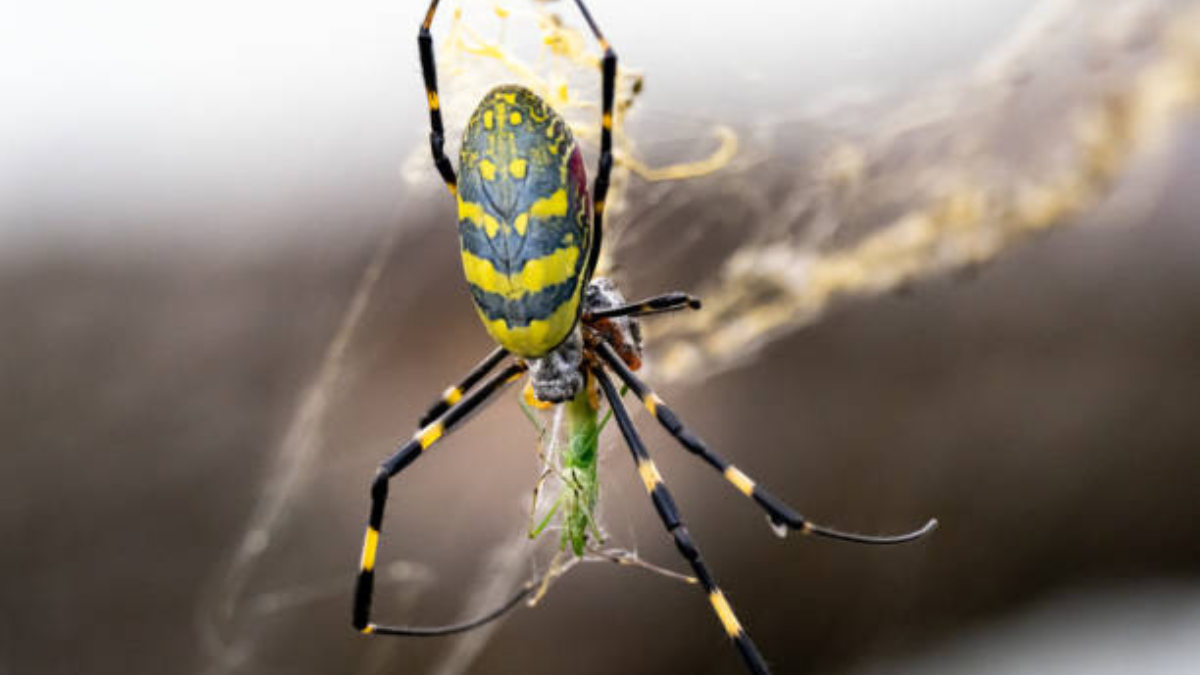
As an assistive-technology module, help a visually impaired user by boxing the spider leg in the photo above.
[418,346,509,427]
[354,362,529,636]
[570,0,617,284]
[594,367,772,675]
[596,342,938,544]
[418,0,458,196]
[585,292,702,321]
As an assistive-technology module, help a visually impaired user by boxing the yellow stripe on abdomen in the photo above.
[461,246,580,299]
[513,246,579,296]
[461,250,512,297]
[529,189,568,218]
[476,287,581,357]
[458,197,500,238]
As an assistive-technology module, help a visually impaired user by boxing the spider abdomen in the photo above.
[457,85,592,358]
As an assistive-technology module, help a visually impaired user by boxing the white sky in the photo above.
[1,0,1040,242]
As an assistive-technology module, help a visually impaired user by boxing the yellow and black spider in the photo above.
[352,2,937,673]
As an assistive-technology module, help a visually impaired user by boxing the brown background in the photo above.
[5,2,1200,674]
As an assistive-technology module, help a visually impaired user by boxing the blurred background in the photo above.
[4,1,1200,674]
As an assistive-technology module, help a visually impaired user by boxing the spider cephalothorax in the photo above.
[351,3,937,673]
[527,277,641,404]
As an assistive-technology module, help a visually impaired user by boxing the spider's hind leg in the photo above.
[594,341,938,545]
[354,362,530,637]
[594,367,772,675]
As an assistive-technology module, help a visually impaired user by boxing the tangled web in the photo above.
[645,0,1200,380]
[196,1,1200,674]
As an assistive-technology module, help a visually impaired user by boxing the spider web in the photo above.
[194,1,1200,674]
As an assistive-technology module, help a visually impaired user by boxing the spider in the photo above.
[352,2,938,673]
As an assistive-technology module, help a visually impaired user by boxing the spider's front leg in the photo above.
[594,341,937,544]
[570,0,617,282]
[584,291,702,321]
[418,0,458,196]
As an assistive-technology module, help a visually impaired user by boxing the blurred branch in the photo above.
[652,0,1200,381]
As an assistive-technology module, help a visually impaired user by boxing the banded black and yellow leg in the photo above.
[594,367,771,675]
[354,362,529,636]
[586,292,702,321]
[418,0,458,196]
[596,342,938,545]
[418,346,509,428]
[571,0,617,283]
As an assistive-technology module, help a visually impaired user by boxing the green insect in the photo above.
[352,2,937,673]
